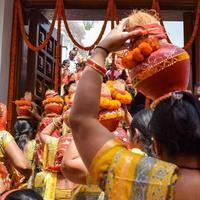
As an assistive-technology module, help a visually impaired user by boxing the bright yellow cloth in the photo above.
[88,139,178,200]
[72,184,104,200]
[131,148,146,156]
[24,140,36,188]
[24,140,36,162]
[0,130,14,158]
[45,137,59,168]
[0,131,14,190]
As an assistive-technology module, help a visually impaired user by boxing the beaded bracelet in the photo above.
[87,58,106,76]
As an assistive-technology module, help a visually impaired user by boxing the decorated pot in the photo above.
[100,118,120,132]
[129,43,190,100]
[16,105,32,117]
[43,95,64,115]
[99,108,125,132]
[44,102,63,115]
[15,99,32,117]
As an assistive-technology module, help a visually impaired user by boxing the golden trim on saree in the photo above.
[132,52,190,87]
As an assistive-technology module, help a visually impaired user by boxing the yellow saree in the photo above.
[88,139,178,200]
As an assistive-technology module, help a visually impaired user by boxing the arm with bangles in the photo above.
[69,20,142,169]
[61,139,88,184]
[39,116,63,143]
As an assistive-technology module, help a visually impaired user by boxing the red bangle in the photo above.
[87,58,106,76]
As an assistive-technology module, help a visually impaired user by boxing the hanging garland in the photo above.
[54,0,62,91]
[61,0,112,51]
[184,0,200,50]
[17,0,59,51]
[7,1,18,132]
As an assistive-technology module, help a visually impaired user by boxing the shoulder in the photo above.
[0,130,13,141]
[0,130,14,148]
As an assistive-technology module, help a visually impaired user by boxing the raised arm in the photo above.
[69,20,142,168]
[39,116,62,143]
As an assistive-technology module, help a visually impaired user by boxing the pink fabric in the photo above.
[112,127,130,148]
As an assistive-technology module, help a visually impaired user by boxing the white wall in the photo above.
[0,0,14,104]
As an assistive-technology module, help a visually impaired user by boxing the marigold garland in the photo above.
[63,105,68,111]
[183,0,200,49]
[122,37,160,69]
[17,0,59,52]
[107,80,132,104]
[54,0,62,91]
[100,97,121,110]
[61,0,112,51]
[7,0,18,132]
[43,96,64,106]
[111,89,132,104]
[99,108,125,121]
[15,99,32,106]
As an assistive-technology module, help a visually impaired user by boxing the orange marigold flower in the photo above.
[15,99,32,106]
[100,97,121,110]
[147,37,160,51]
[132,48,145,62]
[122,51,136,69]
[139,42,153,57]
[43,96,64,106]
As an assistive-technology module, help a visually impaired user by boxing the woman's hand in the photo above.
[98,19,143,53]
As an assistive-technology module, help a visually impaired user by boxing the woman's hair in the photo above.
[130,108,153,156]
[13,119,33,150]
[129,92,145,116]
[5,189,42,200]
[149,92,200,156]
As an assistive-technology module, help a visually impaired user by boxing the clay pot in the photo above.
[16,105,32,117]
[100,119,119,132]
[129,43,190,100]
[45,103,63,115]
[136,60,190,100]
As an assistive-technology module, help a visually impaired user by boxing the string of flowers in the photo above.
[7,0,18,132]
[61,0,112,51]
[184,0,200,50]
[54,0,62,91]
[17,0,59,51]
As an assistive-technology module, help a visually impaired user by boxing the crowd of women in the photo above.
[0,9,200,200]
